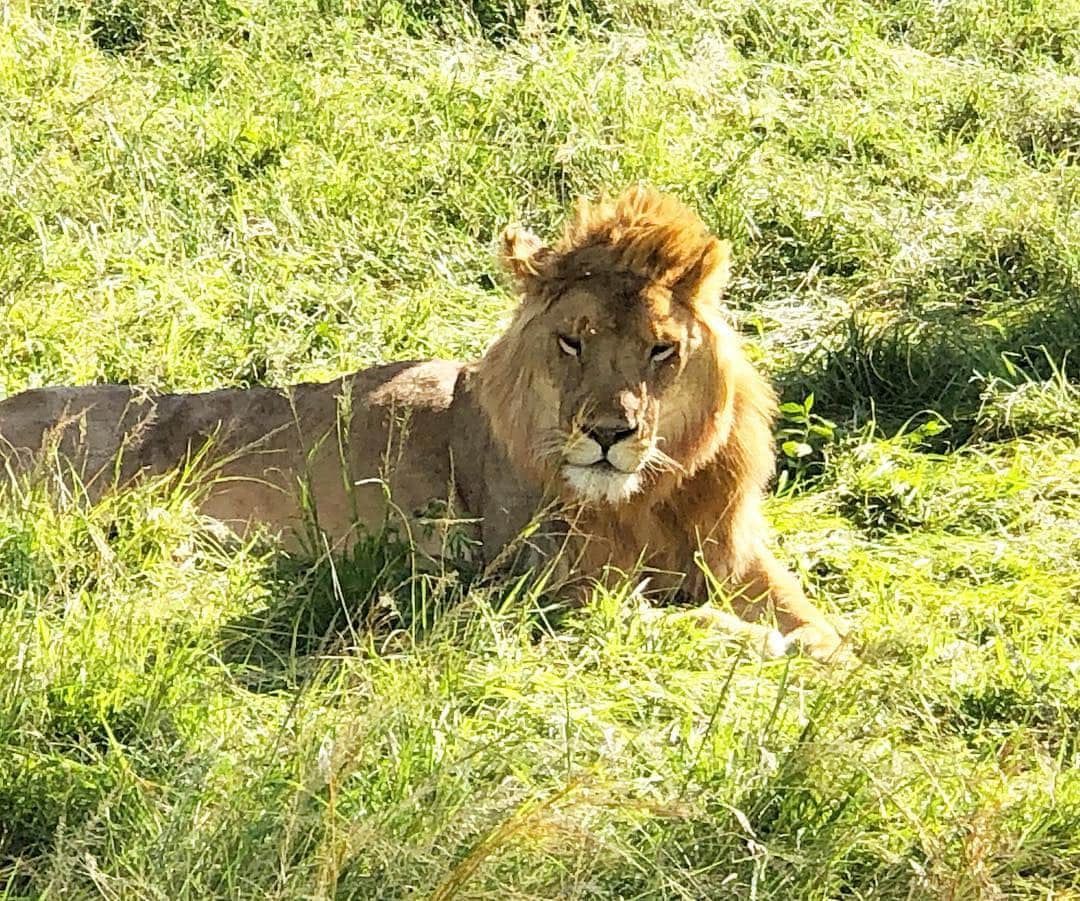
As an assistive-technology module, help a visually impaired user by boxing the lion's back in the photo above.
[0,385,157,481]
[0,361,471,546]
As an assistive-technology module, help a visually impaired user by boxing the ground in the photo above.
[1,0,1079,897]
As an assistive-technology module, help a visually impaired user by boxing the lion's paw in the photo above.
[783,621,849,663]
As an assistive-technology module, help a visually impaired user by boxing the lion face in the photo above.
[480,188,741,507]
[533,270,715,504]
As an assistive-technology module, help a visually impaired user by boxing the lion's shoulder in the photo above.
[357,359,463,412]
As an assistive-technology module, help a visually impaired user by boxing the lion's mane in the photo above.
[475,186,779,581]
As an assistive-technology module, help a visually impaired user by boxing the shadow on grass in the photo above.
[214,532,481,693]
[392,0,612,44]
[776,292,1080,438]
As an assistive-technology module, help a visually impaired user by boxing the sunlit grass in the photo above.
[1,0,1079,897]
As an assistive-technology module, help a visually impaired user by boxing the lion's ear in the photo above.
[682,237,732,308]
[499,224,554,291]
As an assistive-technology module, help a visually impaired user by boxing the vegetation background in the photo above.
[2,0,1079,896]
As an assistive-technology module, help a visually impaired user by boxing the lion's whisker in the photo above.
[644,445,684,474]
[535,440,568,461]
[534,428,586,463]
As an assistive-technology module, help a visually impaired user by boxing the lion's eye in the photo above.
[650,343,677,364]
[558,335,582,357]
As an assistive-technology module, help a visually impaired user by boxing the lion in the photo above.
[0,187,843,659]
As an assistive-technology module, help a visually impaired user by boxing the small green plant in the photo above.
[775,392,838,493]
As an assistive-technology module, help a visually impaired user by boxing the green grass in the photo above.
[2,0,1079,897]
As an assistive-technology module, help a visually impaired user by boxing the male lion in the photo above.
[0,187,842,659]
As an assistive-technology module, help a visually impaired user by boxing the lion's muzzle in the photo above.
[560,422,654,505]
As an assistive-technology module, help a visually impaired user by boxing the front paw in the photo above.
[783,621,848,662]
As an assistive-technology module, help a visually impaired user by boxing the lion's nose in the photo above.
[585,422,638,453]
